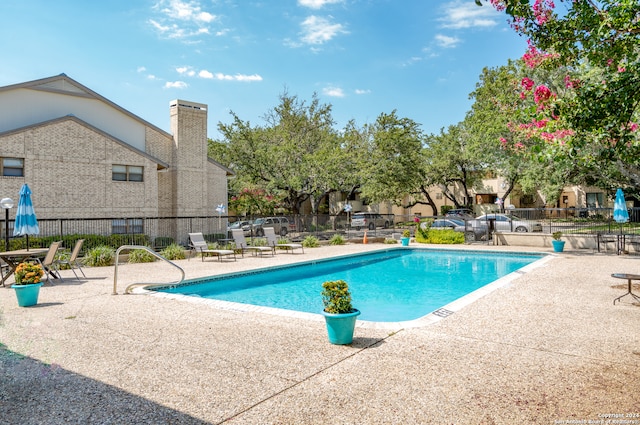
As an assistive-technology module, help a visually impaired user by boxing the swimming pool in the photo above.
[152,248,546,322]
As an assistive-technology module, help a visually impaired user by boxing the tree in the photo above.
[482,0,640,193]
[423,123,485,210]
[215,92,361,215]
[358,111,427,209]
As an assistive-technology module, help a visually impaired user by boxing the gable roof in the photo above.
[0,114,170,169]
[0,73,172,138]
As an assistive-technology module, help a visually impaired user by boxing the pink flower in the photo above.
[628,122,639,132]
[618,66,626,73]
[499,137,508,145]
[534,85,553,104]
[413,216,420,223]
[521,77,535,91]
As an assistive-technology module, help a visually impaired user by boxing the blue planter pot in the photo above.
[12,282,43,307]
[401,237,410,246]
[552,240,565,253]
[321,309,360,345]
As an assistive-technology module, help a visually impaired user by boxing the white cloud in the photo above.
[177,67,263,82]
[438,1,499,29]
[199,70,214,79]
[298,0,343,9]
[354,89,371,95]
[150,0,218,40]
[165,81,188,89]
[435,34,461,48]
[176,66,196,76]
[234,74,263,82]
[300,15,348,45]
[323,86,345,97]
[137,66,147,73]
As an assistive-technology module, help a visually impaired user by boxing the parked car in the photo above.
[474,213,543,232]
[445,208,475,221]
[429,218,488,241]
[252,217,292,237]
[351,213,393,230]
[227,220,252,236]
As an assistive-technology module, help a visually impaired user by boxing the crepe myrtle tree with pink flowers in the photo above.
[478,0,640,190]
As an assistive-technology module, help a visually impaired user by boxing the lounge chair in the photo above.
[188,233,236,262]
[263,227,304,254]
[28,241,63,284]
[230,228,274,257]
[55,239,86,280]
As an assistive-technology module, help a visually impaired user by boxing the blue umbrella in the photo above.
[614,188,629,223]
[13,183,39,250]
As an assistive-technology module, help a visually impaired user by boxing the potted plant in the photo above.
[401,229,411,246]
[551,231,565,252]
[11,261,45,307]
[321,280,360,345]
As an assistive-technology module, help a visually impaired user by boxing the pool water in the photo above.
[153,249,544,322]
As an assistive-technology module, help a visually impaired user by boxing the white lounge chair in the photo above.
[230,228,274,257]
[263,227,304,254]
[189,233,236,262]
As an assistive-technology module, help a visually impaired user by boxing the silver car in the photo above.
[429,218,488,241]
[475,213,542,232]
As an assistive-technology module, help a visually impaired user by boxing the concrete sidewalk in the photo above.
[1,244,639,424]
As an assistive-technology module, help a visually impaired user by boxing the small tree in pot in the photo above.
[321,280,360,344]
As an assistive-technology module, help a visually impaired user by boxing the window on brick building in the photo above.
[1,157,24,177]
[112,218,144,234]
[112,165,143,182]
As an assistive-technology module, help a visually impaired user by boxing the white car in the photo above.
[474,214,542,232]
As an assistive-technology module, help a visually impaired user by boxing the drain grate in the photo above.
[432,308,454,318]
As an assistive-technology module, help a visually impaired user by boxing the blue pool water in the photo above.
[153,249,544,322]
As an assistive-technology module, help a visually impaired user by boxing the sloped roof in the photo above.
[0,73,172,138]
[0,114,170,169]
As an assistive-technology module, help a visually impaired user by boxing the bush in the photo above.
[128,248,157,263]
[402,229,411,238]
[415,229,464,244]
[321,280,353,314]
[160,243,186,260]
[384,238,398,244]
[84,245,115,267]
[328,234,345,245]
[302,235,320,248]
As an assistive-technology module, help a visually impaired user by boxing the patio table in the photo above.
[0,248,49,286]
[611,273,640,305]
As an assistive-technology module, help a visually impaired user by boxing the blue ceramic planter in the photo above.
[552,240,565,253]
[401,237,410,246]
[321,309,360,345]
[12,283,43,307]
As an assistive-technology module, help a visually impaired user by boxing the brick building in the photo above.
[0,74,232,243]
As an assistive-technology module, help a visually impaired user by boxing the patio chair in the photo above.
[263,227,304,254]
[230,228,274,257]
[55,239,86,280]
[28,241,63,284]
[188,233,236,262]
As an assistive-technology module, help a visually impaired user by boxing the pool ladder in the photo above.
[112,245,185,295]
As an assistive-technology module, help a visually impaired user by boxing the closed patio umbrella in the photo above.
[613,188,629,253]
[13,183,39,251]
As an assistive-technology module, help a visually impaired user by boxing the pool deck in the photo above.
[1,243,639,424]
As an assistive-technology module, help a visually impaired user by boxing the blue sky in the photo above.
[0,0,527,138]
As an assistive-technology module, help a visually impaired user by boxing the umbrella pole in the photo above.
[26,234,29,251]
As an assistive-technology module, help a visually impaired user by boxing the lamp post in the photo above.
[1,197,14,251]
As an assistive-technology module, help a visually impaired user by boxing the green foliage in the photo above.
[321,280,353,314]
[328,234,345,245]
[402,229,411,238]
[384,238,398,244]
[154,237,175,249]
[415,228,464,244]
[160,243,186,260]
[84,245,115,267]
[128,249,157,263]
[302,235,320,248]
[441,205,454,215]
[552,231,562,241]
[251,237,268,247]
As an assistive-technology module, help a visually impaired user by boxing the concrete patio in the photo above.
[1,243,639,424]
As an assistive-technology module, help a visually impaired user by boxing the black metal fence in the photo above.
[3,207,637,253]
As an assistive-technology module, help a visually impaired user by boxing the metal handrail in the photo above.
[112,245,185,295]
